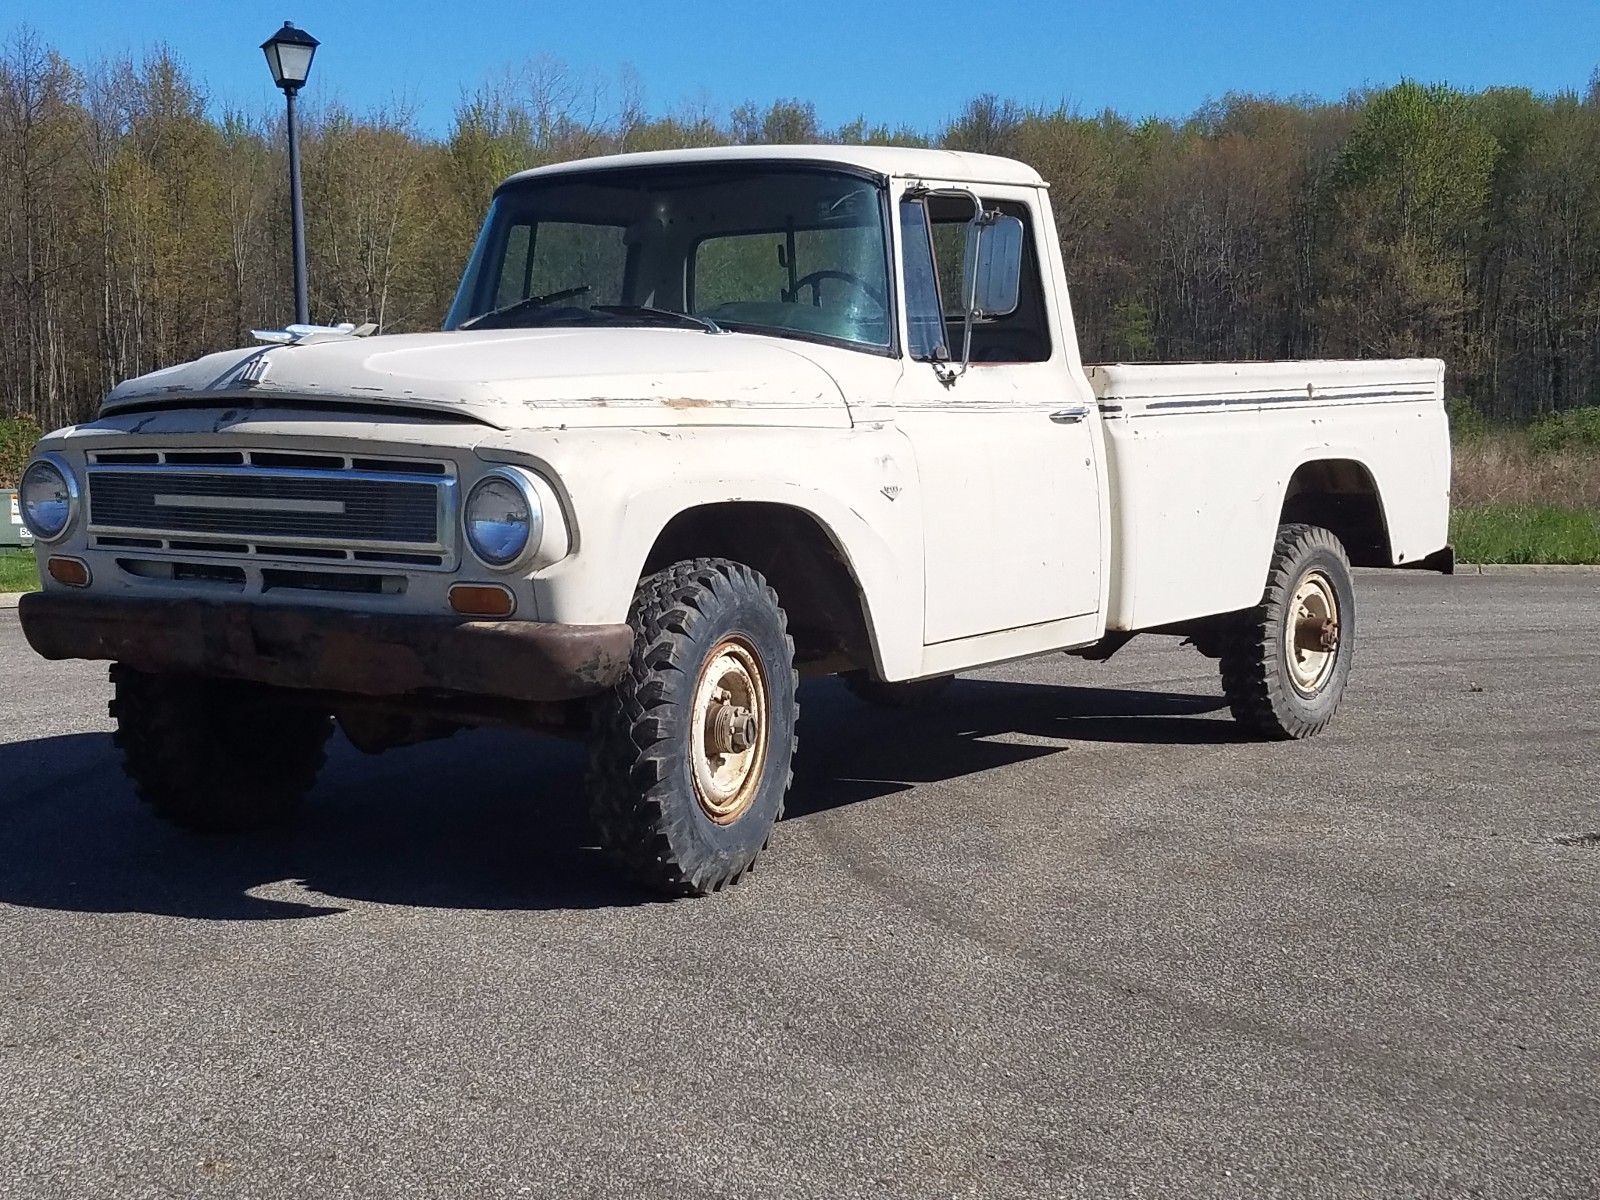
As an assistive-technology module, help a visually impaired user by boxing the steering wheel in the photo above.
[786,270,885,310]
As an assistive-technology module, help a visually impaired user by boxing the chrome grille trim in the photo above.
[88,449,448,475]
[84,454,458,570]
[92,534,446,569]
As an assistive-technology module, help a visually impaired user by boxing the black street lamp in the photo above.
[261,21,319,325]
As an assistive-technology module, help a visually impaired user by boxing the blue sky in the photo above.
[13,0,1600,135]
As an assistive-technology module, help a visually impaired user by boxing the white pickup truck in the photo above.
[16,145,1452,894]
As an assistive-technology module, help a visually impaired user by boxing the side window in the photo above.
[899,199,946,361]
[928,197,1052,364]
[492,222,627,309]
[930,220,968,316]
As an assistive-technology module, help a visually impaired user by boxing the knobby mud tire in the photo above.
[1219,523,1356,740]
[587,558,798,896]
[109,664,333,832]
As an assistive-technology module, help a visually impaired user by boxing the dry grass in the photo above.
[1450,427,1600,563]
[1451,433,1600,507]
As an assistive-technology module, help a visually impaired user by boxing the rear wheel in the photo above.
[1219,523,1356,739]
[587,558,798,895]
[109,665,333,832]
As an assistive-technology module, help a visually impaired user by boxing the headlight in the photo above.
[464,470,543,568]
[19,455,78,542]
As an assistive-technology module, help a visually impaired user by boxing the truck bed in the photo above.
[1086,359,1450,632]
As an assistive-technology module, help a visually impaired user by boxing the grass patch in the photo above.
[0,548,39,593]
[1451,504,1600,565]
[1451,412,1599,562]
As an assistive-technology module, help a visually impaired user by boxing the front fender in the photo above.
[475,425,926,679]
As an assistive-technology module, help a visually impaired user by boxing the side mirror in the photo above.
[936,208,1026,384]
[963,214,1024,318]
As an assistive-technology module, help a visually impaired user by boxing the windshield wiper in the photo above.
[461,285,592,330]
[593,305,725,335]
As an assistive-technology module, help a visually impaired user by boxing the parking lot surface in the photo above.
[1,572,1597,1199]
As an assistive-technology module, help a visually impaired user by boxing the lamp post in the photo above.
[261,21,319,325]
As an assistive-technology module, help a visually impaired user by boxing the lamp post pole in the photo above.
[261,22,320,326]
[285,84,309,324]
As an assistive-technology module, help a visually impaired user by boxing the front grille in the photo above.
[90,471,438,543]
[85,450,456,568]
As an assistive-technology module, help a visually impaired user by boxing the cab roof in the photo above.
[500,144,1046,190]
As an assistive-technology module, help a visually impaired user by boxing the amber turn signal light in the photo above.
[449,583,515,617]
[46,556,91,588]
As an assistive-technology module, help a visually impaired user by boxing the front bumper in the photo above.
[18,592,633,703]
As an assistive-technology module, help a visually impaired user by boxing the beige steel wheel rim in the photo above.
[1285,569,1340,694]
[689,636,770,825]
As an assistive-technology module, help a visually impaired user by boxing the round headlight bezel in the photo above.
[463,468,544,570]
[19,454,79,544]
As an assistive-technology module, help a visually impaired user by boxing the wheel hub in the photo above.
[1295,614,1339,654]
[710,702,758,755]
[689,638,769,824]
[1285,570,1339,694]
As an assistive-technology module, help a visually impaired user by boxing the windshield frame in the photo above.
[444,161,901,359]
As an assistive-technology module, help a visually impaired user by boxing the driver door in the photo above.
[892,182,1103,646]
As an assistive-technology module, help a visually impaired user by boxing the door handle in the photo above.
[1049,405,1090,424]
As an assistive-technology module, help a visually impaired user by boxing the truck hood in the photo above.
[101,327,853,430]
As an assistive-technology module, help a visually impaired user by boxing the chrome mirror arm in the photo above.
[923,188,992,387]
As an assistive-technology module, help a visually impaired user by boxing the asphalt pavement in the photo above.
[1,572,1596,1199]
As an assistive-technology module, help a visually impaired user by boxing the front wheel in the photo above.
[109,665,333,831]
[587,558,798,895]
[1219,523,1356,739]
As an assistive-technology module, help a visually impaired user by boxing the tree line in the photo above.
[2,27,1597,431]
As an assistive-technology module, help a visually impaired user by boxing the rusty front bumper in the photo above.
[18,591,634,703]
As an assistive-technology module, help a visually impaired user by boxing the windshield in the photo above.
[445,164,893,352]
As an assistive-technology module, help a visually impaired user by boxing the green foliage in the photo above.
[731,99,817,145]
[1321,82,1501,361]
[1451,504,1600,564]
[1,33,1598,431]
[0,417,43,488]
[835,117,930,148]
[1527,406,1600,453]
[1332,81,1499,243]
[1108,300,1156,360]
[942,94,1024,156]
[0,550,39,593]
[1445,397,1490,442]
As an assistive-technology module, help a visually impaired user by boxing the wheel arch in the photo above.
[1279,456,1394,568]
[640,500,882,676]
